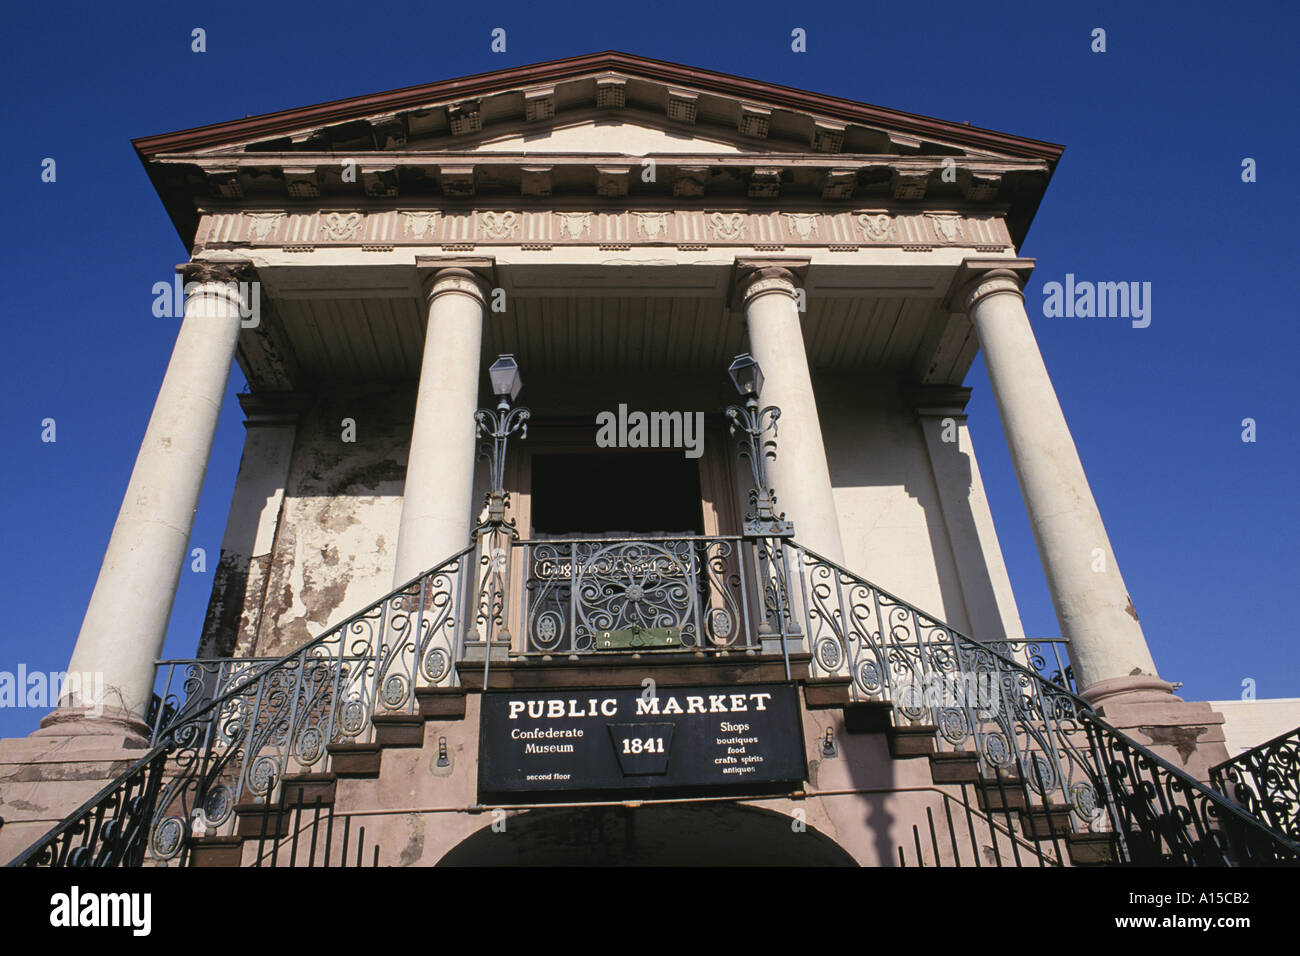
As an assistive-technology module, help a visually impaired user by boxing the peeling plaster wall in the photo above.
[251,386,414,658]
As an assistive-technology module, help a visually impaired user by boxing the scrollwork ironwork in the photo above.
[1211,726,1300,842]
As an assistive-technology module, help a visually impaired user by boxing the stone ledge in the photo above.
[458,653,810,690]
[1098,699,1226,727]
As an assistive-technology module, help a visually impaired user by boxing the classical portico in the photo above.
[39,52,1184,736]
[9,52,1268,871]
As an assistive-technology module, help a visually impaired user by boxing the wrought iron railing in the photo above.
[786,540,1300,865]
[1003,638,1074,692]
[11,531,1298,867]
[1210,726,1300,842]
[9,545,474,867]
[512,535,758,655]
[9,747,170,867]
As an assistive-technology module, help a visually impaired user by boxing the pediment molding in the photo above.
[136,52,1061,248]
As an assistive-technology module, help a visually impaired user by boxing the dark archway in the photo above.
[437,803,857,866]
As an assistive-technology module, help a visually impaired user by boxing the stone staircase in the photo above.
[8,536,1299,868]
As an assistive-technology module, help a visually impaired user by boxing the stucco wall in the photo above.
[818,372,1026,642]
[1210,698,1300,757]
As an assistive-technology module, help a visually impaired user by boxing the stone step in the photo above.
[277,773,337,808]
[189,835,243,868]
[888,724,938,758]
[928,751,981,784]
[1064,831,1119,866]
[416,688,468,720]
[1018,804,1075,839]
[975,775,1028,812]
[326,742,382,777]
[234,803,292,838]
[373,715,423,747]
[841,701,893,734]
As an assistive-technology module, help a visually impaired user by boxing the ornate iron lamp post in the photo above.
[468,355,529,666]
[724,354,799,655]
[474,354,530,533]
[725,353,794,539]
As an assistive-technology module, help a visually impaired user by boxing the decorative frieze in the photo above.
[197,207,1013,251]
[479,211,519,239]
[320,212,363,241]
[632,211,670,239]
[708,212,746,241]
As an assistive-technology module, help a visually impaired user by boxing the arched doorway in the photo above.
[437,803,856,866]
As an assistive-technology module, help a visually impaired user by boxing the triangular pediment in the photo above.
[134,52,1063,245]
[139,51,1060,163]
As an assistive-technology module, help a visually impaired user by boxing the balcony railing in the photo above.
[10,532,1299,867]
[511,535,764,656]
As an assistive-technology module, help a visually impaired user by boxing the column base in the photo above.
[1079,674,1182,708]
[1088,696,1230,785]
[34,705,151,750]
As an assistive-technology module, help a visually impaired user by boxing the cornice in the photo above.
[132,52,1061,249]
[132,52,1064,164]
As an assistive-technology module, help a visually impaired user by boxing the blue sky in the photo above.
[1,0,1296,737]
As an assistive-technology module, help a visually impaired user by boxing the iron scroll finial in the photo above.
[724,387,794,539]
[473,396,530,536]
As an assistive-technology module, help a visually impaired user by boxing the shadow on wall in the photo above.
[818,372,1007,642]
[436,803,857,866]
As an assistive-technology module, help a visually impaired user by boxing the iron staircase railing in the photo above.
[8,544,475,868]
[1210,725,1300,843]
[9,533,1299,867]
[785,539,1299,865]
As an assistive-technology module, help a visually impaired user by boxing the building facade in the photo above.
[2,53,1291,867]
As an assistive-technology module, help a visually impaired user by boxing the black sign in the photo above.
[478,683,805,797]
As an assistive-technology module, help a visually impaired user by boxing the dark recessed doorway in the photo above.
[529,452,704,536]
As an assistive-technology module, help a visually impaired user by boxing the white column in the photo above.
[740,266,845,564]
[958,265,1172,703]
[392,268,486,586]
[47,262,252,736]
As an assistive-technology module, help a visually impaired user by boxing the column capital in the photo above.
[946,257,1035,314]
[177,259,257,312]
[178,259,257,286]
[416,256,496,306]
[731,258,809,309]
